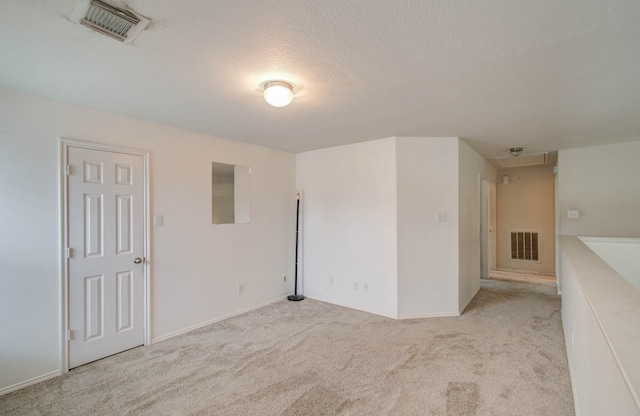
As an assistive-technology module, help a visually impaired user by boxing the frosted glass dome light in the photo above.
[263,81,294,107]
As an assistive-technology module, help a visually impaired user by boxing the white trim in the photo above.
[143,148,152,346]
[58,140,69,374]
[459,286,481,315]
[0,371,60,396]
[397,311,460,319]
[59,138,150,373]
[151,296,287,344]
[303,294,461,320]
[578,236,640,244]
[61,138,150,156]
[303,293,398,319]
[563,328,582,416]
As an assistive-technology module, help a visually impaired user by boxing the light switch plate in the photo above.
[154,215,164,226]
[437,212,447,223]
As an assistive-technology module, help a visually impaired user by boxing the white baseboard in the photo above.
[305,292,464,320]
[459,286,481,314]
[304,293,398,319]
[0,370,60,396]
[396,311,460,319]
[151,295,287,344]
[1,297,289,395]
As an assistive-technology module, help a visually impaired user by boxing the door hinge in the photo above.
[65,165,71,176]
[66,330,72,342]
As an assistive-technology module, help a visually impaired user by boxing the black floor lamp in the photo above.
[288,192,304,301]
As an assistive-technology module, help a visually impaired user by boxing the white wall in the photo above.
[558,141,640,237]
[458,140,496,312]
[557,142,640,413]
[296,138,398,317]
[0,89,295,392]
[396,137,459,317]
[297,137,494,318]
[581,237,640,289]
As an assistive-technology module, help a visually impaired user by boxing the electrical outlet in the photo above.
[363,283,369,292]
[237,284,244,294]
[437,212,447,223]
[353,282,359,291]
[329,276,334,285]
[567,209,580,219]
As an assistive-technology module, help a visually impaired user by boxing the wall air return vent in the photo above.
[510,230,540,262]
[70,0,150,44]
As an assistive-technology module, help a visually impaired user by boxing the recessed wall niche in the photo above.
[212,162,251,224]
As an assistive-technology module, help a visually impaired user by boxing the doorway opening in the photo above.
[490,162,557,285]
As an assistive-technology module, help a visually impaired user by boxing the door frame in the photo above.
[479,177,496,279]
[59,138,151,373]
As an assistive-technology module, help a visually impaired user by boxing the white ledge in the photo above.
[560,236,640,410]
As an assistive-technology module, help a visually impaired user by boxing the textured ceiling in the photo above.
[1,0,639,157]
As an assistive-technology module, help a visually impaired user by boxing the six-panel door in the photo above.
[68,147,144,368]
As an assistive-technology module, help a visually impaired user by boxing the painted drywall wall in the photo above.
[580,237,640,289]
[295,138,398,317]
[396,137,459,317]
[458,141,496,312]
[297,137,493,318]
[0,89,295,392]
[558,141,640,237]
[496,165,555,274]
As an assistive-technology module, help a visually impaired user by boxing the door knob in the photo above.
[134,257,143,264]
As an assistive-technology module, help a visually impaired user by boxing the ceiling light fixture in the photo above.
[509,147,524,156]
[263,81,294,107]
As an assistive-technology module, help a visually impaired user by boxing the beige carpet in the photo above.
[0,279,574,415]
[489,269,557,285]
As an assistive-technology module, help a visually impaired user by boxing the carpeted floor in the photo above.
[0,279,574,415]
[489,269,557,285]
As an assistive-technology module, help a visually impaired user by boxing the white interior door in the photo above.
[479,178,495,279]
[67,146,145,368]
[488,181,496,273]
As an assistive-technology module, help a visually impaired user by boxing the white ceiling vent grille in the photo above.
[70,0,150,44]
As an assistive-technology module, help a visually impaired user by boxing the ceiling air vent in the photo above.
[70,0,150,44]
